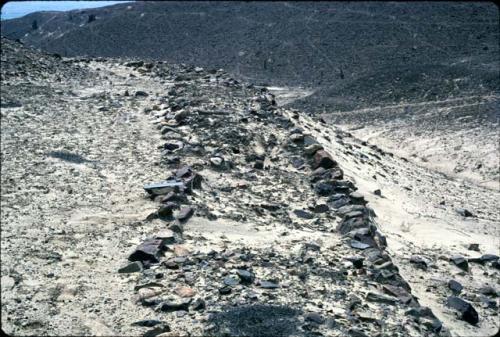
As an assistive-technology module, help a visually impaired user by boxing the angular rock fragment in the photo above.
[304,144,323,156]
[450,255,469,272]
[131,319,163,327]
[456,208,474,217]
[345,256,364,269]
[448,280,463,294]
[350,240,371,250]
[210,156,224,167]
[144,180,185,196]
[366,291,398,304]
[219,286,232,295]
[468,243,480,251]
[480,254,499,262]
[310,167,344,182]
[158,300,191,312]
[236,269,255,284]
[174,109,189,122]
[293,209,314,219]
[174,166,203,192]
[129,239,167,264]
[328,195,351,209]
[446,296,479,325]
[143,324,171,337]
[315,180,355,196]
[168,220,184,234]
[349,192,367,205]
[338,216,369,235]
[153,229,176,245]
[258,280,279,289]
[313,150,337,169]
[223,276,240,286]
[118,261,143,273]
[312,203,329,213]
[304,312,324,324]
[177,206,194,222]
[290,133,304,143]
[157,203,176,218]
[254,160,264,169]
[409,255,428,270]
[382,285,412,304]
[164,140,183,151]
[405,307,442,332]
[135,90,148,97]
[191,298,206,311]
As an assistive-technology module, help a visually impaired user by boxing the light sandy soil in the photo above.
[321,95,499,190]
[1,62,176,335]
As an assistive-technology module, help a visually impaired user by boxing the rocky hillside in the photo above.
[1,37,499,337]
[1,1,498,113]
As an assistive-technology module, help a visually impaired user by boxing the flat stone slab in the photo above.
[144,180,185,196]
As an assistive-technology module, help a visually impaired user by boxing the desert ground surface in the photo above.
[1,39,499,337]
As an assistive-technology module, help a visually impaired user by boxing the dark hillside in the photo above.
[1,1,498,112]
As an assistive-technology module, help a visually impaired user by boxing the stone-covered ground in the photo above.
[1,38,498,337]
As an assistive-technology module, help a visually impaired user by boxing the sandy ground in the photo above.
[0,62,176,335]
[321,95,499,190]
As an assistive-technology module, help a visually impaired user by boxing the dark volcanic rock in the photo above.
[129,239,166,264]
[446,296,479,325]
[456,208,474,217]
[144,180,185,196]
[366,291,398,304]
[350,240,371,250]
[118,261,143,273]
[346,256,364,269]
[158,300,190,312]
[236,269,255,284]
[191,298,206,311]
[293,209,314,219]
[304,312,325,324]
[259,281,279,289]
[410,255,428,270]
[177,206,194,222]
[450,255,469,271]
[135,90,149,97]
[448,280,463,294]
[312,150,337,169]
[131,319,163,327]
[143,324,171,337]
[219,286,232,295]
